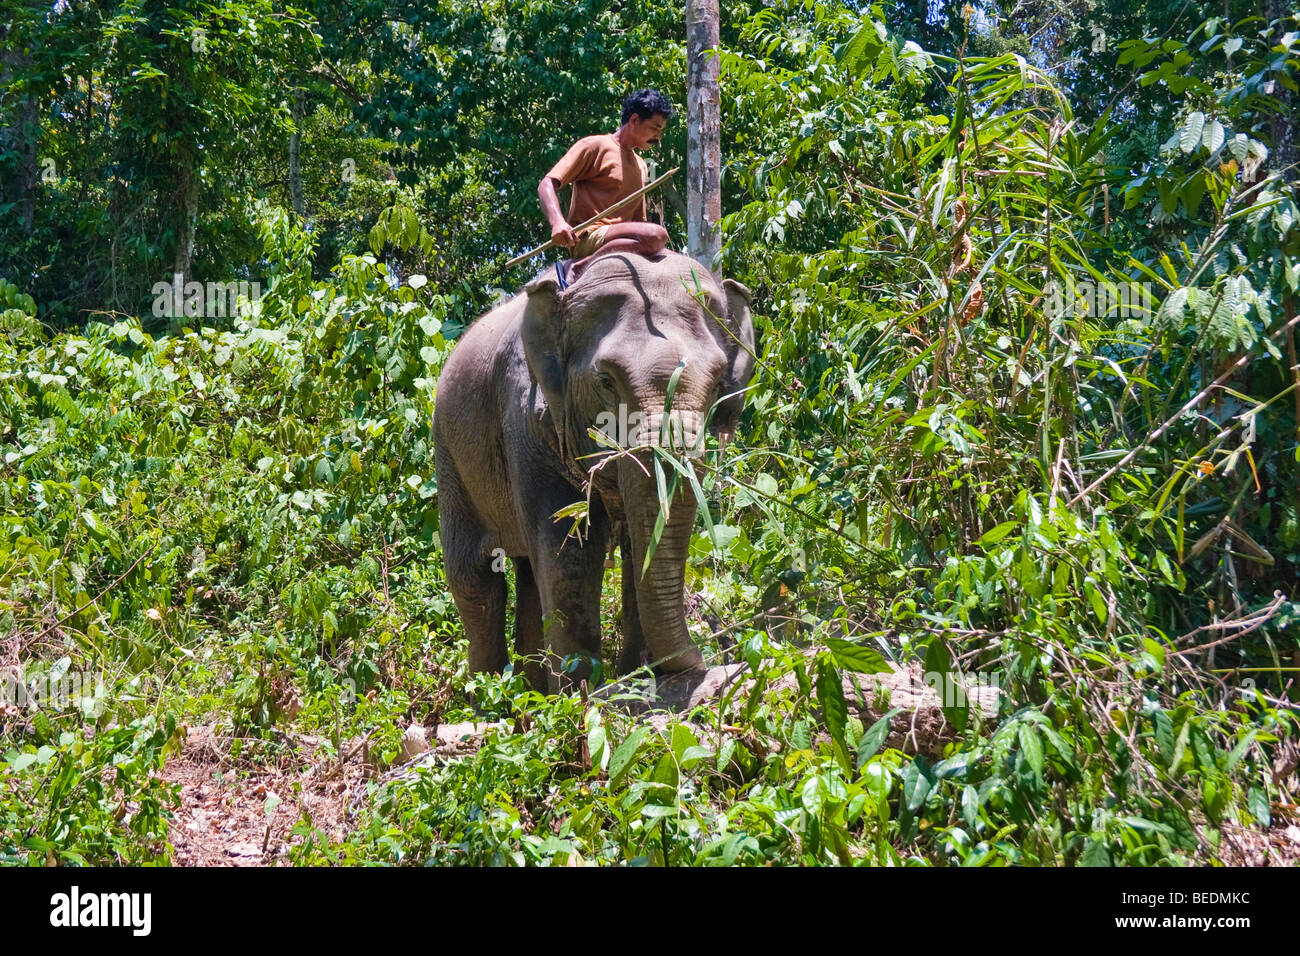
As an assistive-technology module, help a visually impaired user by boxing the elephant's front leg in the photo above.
[525,486,612,691]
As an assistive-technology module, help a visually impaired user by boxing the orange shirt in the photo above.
[545,133,647,231]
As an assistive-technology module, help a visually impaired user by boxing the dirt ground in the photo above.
[160,720,491,865]
[162,723,370,866]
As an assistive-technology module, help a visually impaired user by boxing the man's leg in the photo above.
[571,221,668,277]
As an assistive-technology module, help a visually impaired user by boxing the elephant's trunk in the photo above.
[620,457,704,673]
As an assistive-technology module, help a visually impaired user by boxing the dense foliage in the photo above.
[2,0,1297,865]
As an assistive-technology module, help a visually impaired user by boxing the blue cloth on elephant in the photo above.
[554,260,573,291]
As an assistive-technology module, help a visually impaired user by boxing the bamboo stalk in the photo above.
[504,166,680,269]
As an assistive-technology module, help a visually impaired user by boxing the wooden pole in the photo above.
[686,0,721,268]
[505,167,680,269]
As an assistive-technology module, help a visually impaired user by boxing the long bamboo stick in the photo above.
[504,166,680,269]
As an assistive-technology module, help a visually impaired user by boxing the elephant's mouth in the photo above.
[583,407,709,459]
[576,406,710,512]
[638,409,708,457]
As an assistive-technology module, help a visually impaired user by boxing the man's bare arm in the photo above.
[538,177,578,248]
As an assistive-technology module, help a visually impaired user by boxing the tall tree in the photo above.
[686,0,721,267]
[0,4,44,238]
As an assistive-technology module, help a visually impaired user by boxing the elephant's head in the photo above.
[521,252,755,672]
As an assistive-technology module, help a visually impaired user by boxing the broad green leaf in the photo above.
[608,725,650,787]
[856,709,901,769]
[587,722,608,773]
[801,774,824,815]
[1248,786,1270,827]
[1180,111,1205,153]
[827,638,892,674]
[1202,119,1225,155]
[816,654,849,749]
[1017,723,1044,781]
[977,521,1018,547]
[670,722,698,763]
[901,758,935,812]
[1080,839,1112,866]
[679,745,715,769]
[1225,730,1258,772]
[8,753,37,773]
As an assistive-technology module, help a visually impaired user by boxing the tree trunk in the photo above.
[172,161,198,278]
[1266,0,1295,175]
[686,0,721,269]
[289,89,305,219]
[0,24,39,236]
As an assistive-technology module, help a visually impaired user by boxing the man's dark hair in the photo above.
[622,88,674,124]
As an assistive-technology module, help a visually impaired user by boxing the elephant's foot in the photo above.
[653,663,749,712]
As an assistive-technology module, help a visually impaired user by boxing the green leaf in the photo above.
[790,719,812,751]
[679,745,715,769]
[1190,725,1217,771]
[1080,838,1113,866]
[1180,111,1205,153]
[934,752,972,779]
[900,757,935,812]
[826,638,892,674]
[670,722,698,763]
[856,709,901,769]
[642,456,672,576]
[649,753,677,788]
[801,774,824,815]
[587,722,608,773]
[1169,719,1191,776]
[816,654,849,750]
[654,452,715,550]
[926,636,967,734]
[976,521,1018,547]
[661,359,686,428]
[1017,723,1044,781]
[1086,580,1108,625]
[1143,638,1166,670]
[1202,119,1225,155]
[1153,709,1175,766]
[9,752,37,772]
[1248,786,1270,827]
[924,635,951,686]
[961,784,980,828]
[717,738,735,774]
[609,725,650,787]
[1225,730,1258,772]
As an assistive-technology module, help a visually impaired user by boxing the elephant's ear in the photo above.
[520,271,566,412]
[710,278,757,439]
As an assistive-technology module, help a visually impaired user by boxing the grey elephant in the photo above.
[433,251,755,690]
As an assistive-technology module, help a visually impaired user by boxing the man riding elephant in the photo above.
[538,88,673,289]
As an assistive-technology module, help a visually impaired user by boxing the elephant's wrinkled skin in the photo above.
[433,252,755,690]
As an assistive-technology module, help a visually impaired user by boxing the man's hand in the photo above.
[550,221,578,248]
[539,176,577,250]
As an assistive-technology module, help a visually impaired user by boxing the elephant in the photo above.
[433,251,755,691]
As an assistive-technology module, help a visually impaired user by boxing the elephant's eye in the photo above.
[595,370,618,398]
